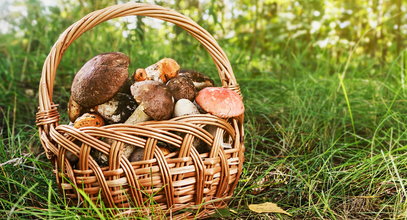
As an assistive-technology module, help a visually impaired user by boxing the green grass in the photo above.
[1,7,407,220]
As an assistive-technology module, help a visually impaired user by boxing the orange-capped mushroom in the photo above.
[133,68,147,81]
[73,113,105,128]
[139,58,180,83]
[158,58,180,82]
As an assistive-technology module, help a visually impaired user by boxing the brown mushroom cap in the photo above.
[130,81,174,120]
[179,69,214,90]
[71,52,130,107]
[166,76,196,101]
[195,87,244,118]
[130,80,163,104]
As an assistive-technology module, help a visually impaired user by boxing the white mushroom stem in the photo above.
[206,125,232,149]
[193,125,231,154]
[124,103,151,124]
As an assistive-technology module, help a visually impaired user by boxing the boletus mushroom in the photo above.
[179,69,214,90]
[166,76,196,101]
[134,58,180,83]
[126,80,174,124]
[71,52,130,108]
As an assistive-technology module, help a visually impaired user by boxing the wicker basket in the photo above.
[36,3,244,219]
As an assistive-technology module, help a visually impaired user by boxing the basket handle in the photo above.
[37,3,239,120]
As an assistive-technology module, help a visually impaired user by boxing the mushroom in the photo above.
[96,93,137,124]
[193,87,244,153]
[205,125,233,149]
[133,68,147,82]
[73,113,105,129]
[91,140,139,166]
[173,99,199,117]
[166,76,196,101]
[71,52,130,108]
[68,96,87,122]
[130,80,162,104]
[195,87,244,118]
[124,102,151,124]
[128,81,174,122]
[179,69,214,90]
[193,124,233,154]
[135,58,180,83]
[193,100,207,114]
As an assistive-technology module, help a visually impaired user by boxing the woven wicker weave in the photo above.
[36,3,244,219]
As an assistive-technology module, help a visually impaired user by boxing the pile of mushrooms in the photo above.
[67,52,244,165]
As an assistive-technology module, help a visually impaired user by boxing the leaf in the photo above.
[248,202,292,216]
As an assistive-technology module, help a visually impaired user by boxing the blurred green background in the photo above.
[1,0,406,219]
[1,0,407,123]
